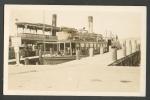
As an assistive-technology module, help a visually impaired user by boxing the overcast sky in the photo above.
[6,5,146,40]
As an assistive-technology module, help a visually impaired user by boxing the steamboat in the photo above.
[8,14,121,65]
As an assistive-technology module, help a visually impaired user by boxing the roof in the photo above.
[16,22,61,32]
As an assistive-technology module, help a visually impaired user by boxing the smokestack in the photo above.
[88,16,93,33]
[52,14,57,36]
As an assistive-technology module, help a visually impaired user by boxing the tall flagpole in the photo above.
[43,10,46,63]
[14,18,20,65]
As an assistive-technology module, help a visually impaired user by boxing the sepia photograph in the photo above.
[3,5,146,96]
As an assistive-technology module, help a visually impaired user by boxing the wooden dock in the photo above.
[7,49,141,95]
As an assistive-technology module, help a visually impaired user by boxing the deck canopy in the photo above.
[16,22,61,32]
[70,32,104,42]
[59,27,103,42]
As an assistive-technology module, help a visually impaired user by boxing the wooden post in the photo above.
[123,40,126,57]
[111,48,117,62]
[137,44,140,51]
[109,46,111,52]
[39,46,43,65]
[14,19,20,65]
[134,40,137,52]
[35,43,38,56]
[100,44,104,54]
[14,46,20,65]
[129,40,132,54]
[57,43,59,53]
[64,42,66,55]
[58,43,60,51]
[70,42,72,56]
[76,49,80,60]
[50,48,52,55]
[89,48,94,57]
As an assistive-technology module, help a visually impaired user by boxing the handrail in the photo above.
[109,51,140,66]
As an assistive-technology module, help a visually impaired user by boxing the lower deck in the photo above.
[9,41,108,65]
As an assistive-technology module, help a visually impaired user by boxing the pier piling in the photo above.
[111,48,117,61]
[76,49,80,60]
[123,40,126,57]
[89,48,94,57]
[129,40,132,54]
[109,46,111,52]
[100,44,104,54]
[134,40,137,52]
[137,44,140,51]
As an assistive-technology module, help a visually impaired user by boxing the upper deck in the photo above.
[16,33,58,42]
[13,22,105,43]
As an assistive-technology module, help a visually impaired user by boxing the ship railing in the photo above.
[108,51,140,66]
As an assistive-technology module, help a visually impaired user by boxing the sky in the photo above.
[6,5,146,40]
